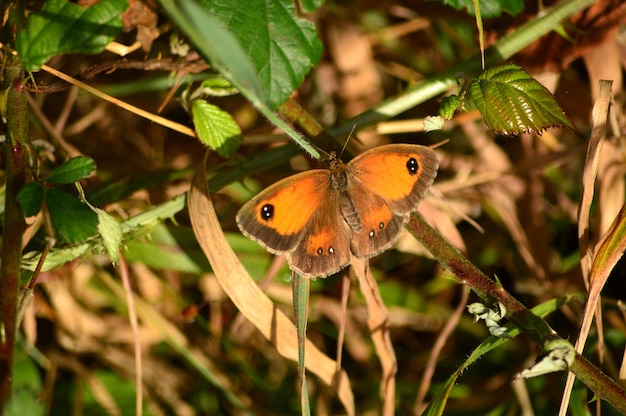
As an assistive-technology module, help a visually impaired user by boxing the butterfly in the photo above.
[236,144,438,278]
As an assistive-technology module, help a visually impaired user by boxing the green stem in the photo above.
[0,64,28,411]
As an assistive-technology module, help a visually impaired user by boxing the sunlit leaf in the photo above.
[46,156,96,184]
[16,0,126,72]
[468,64,579,136]
[191,99,242,158]
[95,208,122,263]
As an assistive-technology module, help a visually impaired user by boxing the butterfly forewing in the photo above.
[348,144,438,214]
[236,170,331,253]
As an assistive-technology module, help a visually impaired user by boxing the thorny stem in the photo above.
[408,212,626,413]
[0,63,28,412]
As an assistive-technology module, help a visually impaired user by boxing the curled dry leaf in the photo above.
[188,157,356,416]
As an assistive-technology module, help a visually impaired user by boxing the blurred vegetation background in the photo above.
[2,0,626,415]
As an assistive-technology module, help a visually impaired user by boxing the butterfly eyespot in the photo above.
[406,157,419,175]
[317,246,335,255]
[379,222,384,229]
[260,204,274,220]
[369,230,375,238]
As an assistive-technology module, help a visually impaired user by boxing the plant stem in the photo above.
[407,212,626,412]
[0,63,28,411]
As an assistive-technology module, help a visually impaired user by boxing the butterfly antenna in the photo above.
[339,119,359,158]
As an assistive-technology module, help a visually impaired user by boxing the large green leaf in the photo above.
[198,0,323,109]
[16,0,127,72]
[45,188,98,244]
[468,64,579,136]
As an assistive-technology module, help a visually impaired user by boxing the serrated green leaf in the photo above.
[468,64,578,136]
[17,182,44,216]
[192,100,242,158]
[46,156,96,184]
[16,0,126,72]
[45,188,98,244]
[95,208,122,263]
[198,0,323,109]
[437,0,525,18]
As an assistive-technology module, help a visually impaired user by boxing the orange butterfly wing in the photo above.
[346,144,438,257]
[236,170,331,253]
[288,191,352,277]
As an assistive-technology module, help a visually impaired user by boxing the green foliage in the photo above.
[6,347,45,416]
[198,0,323,109]
[16,0,126,71]
[17,156,98,244]
[45,187,99,243]
[467,64,579,136]
[191,99,242,158]
[46,155,96,184]
[436,0,525,18]
[3,0,622,414]
[160,0,322,156]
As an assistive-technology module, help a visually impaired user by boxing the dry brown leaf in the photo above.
[188,157,356,415]
[583,39,624,102]
[560,79,612,416]
[598,140,626,236]
[351,256,396,416]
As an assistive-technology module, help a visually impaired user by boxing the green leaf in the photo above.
[95,208,123,263]
[17,182,44,216]
[198,0,323,109]
[299,0,326,13]
[4,388,46,416]
[163,0,263,100]
[191,100,242,158]
[46,156,96,184]
[437,0,525,18]
[16,0,127,72]
[423,295,578,416]
[45,188,98,244]
[160,0,321,158]
[468,64,579,136]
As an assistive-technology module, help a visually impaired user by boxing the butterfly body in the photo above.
[236,144,438,278]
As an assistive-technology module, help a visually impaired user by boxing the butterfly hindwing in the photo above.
[347,188,408,258]
[288,190,352,278]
